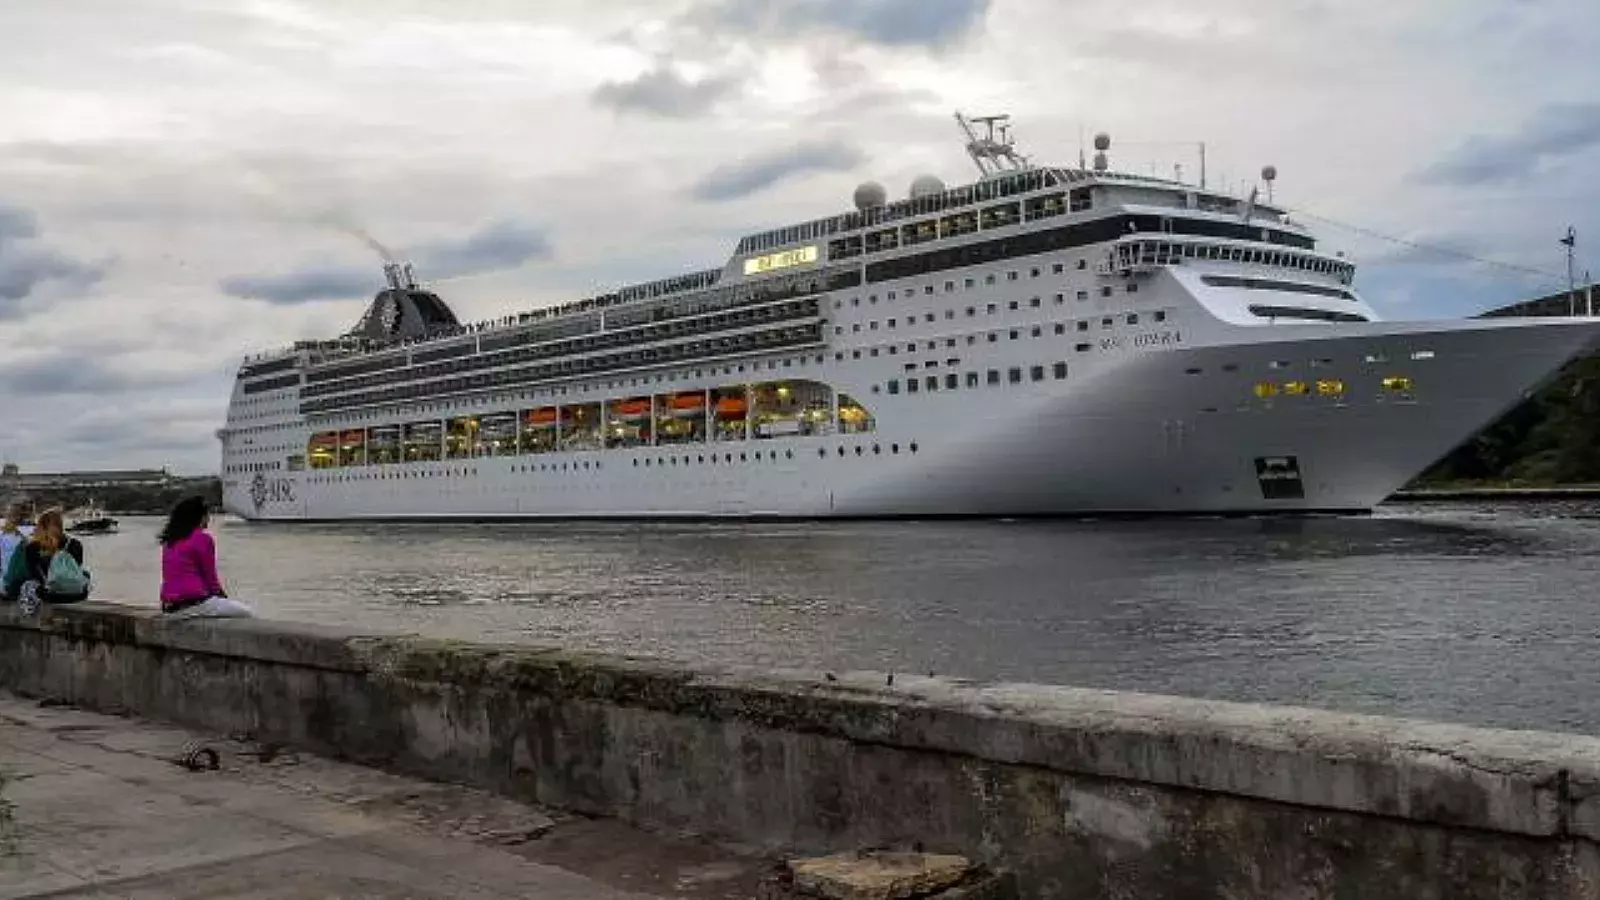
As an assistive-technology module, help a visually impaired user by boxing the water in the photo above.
[85,501,1600,735]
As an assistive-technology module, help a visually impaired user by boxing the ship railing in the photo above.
[1095,235,1355,283]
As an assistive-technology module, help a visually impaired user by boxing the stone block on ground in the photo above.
[786,851,976,900]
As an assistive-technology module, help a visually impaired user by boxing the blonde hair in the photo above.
[32,508,64,554]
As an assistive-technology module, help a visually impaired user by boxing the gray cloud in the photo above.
[1417,102,1600,186]
[593,64,744,118]
[416,219,553,279]
[220,264,377,305]
[0,203,109,309]
[221,218,554,304]
[0,205,40,242]
[0,353,198,397]
[689,0,991,48]
[690,139,865,202]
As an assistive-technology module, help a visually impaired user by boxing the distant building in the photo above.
[0,467,174,494]
[1480,283,1599,318]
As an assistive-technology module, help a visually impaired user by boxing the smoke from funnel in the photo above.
[337,223,393,262]
[322,215,395,263]
[235,169,397,263]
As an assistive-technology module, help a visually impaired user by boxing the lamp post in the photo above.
[1561,227,1577,316]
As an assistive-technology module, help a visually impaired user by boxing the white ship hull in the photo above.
[222,317,1600,521]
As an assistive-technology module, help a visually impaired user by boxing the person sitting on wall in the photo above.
[2,507,90,614]
[0,503,31,575]
[159,496,252,619]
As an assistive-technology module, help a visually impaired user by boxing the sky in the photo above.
[1,0,1598,473]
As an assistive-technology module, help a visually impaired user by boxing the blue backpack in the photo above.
[44,542,89,596]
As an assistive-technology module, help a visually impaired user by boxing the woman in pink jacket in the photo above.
[159,496,251,618]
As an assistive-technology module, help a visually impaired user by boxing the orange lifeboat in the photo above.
[613,399,651,420]
[340,429,365,445]
[309,433,339,448]
[715,396,747,418]
[524,407,560,428]
[670,393,706,416]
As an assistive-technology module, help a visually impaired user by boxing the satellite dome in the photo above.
[1093,132,1111,151]
[909,174,945,199]
[1261,164,1278,182]
[853,181,887,211]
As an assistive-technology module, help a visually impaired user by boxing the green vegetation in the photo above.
[1415,354,1600,487]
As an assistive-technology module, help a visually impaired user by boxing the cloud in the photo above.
[690,139,865,202]
[220,218,554,304]
[1417,102,1600,186]
[415,219,553,279]
[0,203,109,310]
[0,352,197,397]
[593,63,744,117]
[688,0,991,48]
[220,263,377,305]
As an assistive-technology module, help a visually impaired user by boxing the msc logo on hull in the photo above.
[249,473,296,511]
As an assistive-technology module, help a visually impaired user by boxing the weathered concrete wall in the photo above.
[2,602,1598,899]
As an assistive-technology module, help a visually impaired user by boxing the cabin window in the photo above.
[987,369,1000,385]
[1053,362,1068,379]
[966,371,979,387]
[887,380,899,394]
[1031,365,1045,382]
[1008,367,1022,384]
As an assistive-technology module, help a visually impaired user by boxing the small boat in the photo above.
[66,502,118,535]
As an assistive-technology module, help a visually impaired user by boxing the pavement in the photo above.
[0,694,773,899]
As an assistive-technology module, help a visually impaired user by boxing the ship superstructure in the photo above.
[219,115,1600,519]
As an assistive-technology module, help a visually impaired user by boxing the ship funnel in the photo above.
[382,261,418,290]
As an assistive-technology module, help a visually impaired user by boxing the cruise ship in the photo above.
[219,114,1600,520]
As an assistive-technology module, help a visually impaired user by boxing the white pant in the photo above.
[165,596,253,619]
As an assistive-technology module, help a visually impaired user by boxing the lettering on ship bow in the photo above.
[249,472,296,511]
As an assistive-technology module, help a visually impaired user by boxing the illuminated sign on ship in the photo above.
[743,245,818,276]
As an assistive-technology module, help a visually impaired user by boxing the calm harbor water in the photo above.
[84,502,1600,735]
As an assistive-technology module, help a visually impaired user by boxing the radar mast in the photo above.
[955,111,1031,177]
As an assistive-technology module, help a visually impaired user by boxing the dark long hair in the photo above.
[159,496,210,547]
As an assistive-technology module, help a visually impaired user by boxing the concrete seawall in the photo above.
[2,602,1598,899]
